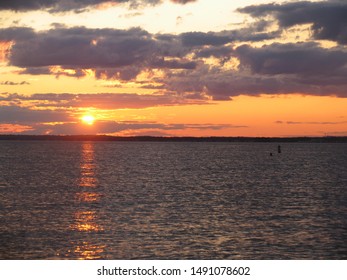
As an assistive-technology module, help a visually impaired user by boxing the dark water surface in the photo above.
[1,141,346,259]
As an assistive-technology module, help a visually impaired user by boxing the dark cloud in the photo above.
[0,108,241,135]
[180,32,231,47]
[151,58,197,69]
[179,29,277,47]
[1,27,200,79]
[0,0,195,13]
[0,92,206,109]
[170,0,196,4]
[232,42,347,96]
[238,1,347,45]
[27,121,243,135]
[17,66,87,78]
[2,17,347,100]
[1,26,275,82]
[0,1,129,13]
[194,46,232,59]
[276,120,347,125]
[165,68,304,100]
[227,24,281,42]
[0,105,71,123]
[322,131,347,136]
[18,67,52,76]
[0,0,57,12]
[5,27,155,68]
[0,27,35,41]
[0,91,243,135]
[165,42,347,100]
[235,42,347,78]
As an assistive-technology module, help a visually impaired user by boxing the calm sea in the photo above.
[0,141,346,259]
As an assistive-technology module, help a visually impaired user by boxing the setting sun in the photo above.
[81,115,95,125]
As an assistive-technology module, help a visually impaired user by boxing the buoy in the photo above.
[278,145,282,153]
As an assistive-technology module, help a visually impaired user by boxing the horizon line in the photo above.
[1,134,347,142]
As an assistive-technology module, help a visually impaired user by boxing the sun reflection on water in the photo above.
[73,242,106,260]
[75,191,101,202]
[79,142,97,188]
[69,142,105,259]
[70,210,103,232]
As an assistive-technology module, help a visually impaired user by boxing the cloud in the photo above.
[161,41,347,100]
[322,131,347,136]
[1,26,273,81]
[0,93,244,135]
[179,29,278,47]
[0,110,242,135]
[0,123,33,133]
[2,21,347,100]
[164,68,302,100]
[0,26,277,71]
[0,0,57,12]
[0,105,72,123]
[165,51,347,100]
[1,26,199,80]
[5,27,155,68]
[0,27,35,41]
[0,81,30,85]
[0,0,196,13]
[170,0,196,4]
[194,46,233,59]
[180,32,231,47]
[27,121,244,135]
[276,120,347,125]
[0,1,131,13]
[0,92,207,109]
[151,58,197,69]
[18,67,53,76]
[235,42,347,78]
[238,1,347,45]
[232,42,347,96]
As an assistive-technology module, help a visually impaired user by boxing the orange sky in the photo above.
[0,0,346,137]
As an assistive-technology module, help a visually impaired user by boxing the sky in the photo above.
[1,0,347,137]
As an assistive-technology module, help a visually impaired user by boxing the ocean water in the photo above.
[0,141,346,259]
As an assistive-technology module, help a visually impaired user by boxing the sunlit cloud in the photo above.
[2,21,347,100]
[0,123,33,133]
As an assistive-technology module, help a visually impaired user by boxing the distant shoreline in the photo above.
[0,135,347,142]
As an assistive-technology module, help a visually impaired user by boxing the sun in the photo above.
[81,115,95,125]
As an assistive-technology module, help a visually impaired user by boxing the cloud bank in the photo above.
[2,12,347,100]
[0,0,195,13]
[238,0,347,45]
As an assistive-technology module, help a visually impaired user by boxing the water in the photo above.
[0,141,346,259]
